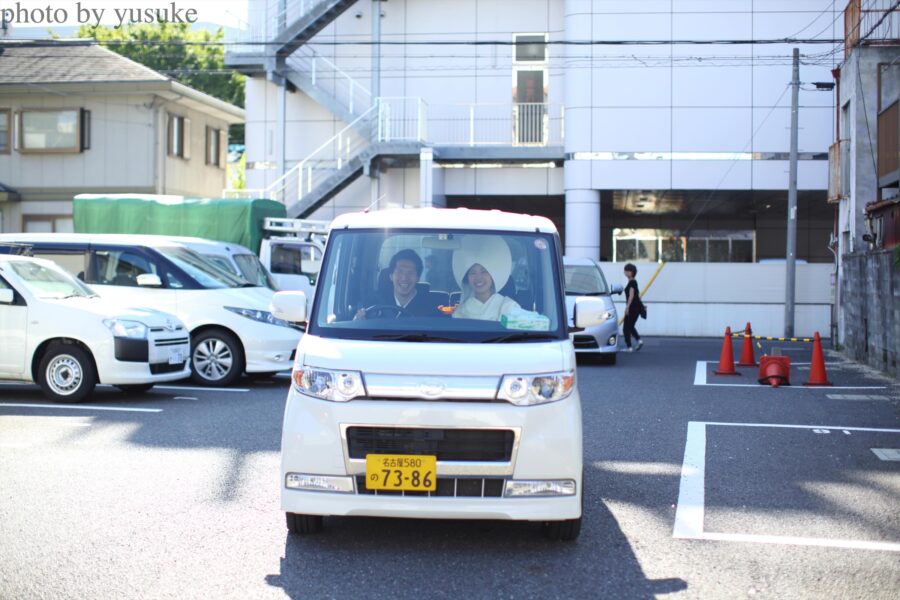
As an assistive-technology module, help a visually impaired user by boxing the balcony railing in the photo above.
[426,103,564,147]
[844,0,900,56]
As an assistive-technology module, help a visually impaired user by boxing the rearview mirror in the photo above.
[136,274,163,287]
[271,290,307,324]
[573,297,607,329]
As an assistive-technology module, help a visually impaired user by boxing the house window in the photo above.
[17,109,88,153]
[514,34,547,63]
[0,109,9,154]
[167,114,191,159]
[22,215,74,233]
[205,126,225,168]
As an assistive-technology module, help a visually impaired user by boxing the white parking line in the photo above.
[673,421,900,552]
[155,385,249,393]
[0,403,162,413]
[694,361,708,385]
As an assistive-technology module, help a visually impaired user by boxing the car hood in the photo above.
[54,297,184,328]
[297,335,572,376]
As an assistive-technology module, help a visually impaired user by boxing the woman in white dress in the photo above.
[451,236,520,321]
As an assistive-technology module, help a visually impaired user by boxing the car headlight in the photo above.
[497,370,575,406]
[102,319,148,339]
[225,306,291,328]
[292,367,366,402]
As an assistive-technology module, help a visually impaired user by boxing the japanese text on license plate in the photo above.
[365,454,437,491]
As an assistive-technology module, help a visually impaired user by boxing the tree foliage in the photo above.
[78,22,244,142]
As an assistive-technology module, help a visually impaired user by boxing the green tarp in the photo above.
[73,194,286,254]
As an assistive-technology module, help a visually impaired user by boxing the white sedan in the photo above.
[0,255,191,403]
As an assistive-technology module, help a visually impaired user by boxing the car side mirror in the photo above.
[136,274,163,287]
[573,297,607,328]
[0,288,13,304]
[270,290,307,324]
[610,283,624,295]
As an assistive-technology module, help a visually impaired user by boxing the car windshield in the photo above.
[7,260,95,299]
[308,228,567,343]
[564,263,609,295]
[234,254,277,289]
[156,246,247,289]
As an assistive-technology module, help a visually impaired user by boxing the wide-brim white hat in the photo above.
[452,236,512,291]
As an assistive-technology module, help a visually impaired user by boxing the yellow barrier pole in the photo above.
[618,261,666,325]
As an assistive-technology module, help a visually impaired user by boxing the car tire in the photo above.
[286,512,323,534]
[542,517,582,541]
[115,384,155,393]
[190,329,244,387]
[37,343,97,404]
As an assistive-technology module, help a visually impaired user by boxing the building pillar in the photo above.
[563,0,599,258]
[419,148,434,207]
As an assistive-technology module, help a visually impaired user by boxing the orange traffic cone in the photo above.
[804,332,832,386]
[738,322,757,367]
[714,326,740,375]
[758,355,790,387]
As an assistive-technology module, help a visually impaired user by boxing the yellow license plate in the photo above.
[365,454,437,492]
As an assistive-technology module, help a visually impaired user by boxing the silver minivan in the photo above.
[563,257,622,363]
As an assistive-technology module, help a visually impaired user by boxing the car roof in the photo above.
[0,233,185,247]
[0,254,61,269]
[159,236,254,254]
[331,208,557,233]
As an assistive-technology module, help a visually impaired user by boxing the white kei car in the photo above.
[0,255,191,402]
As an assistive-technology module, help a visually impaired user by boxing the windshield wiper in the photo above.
[481,332,559,343]
[371,333,463,343]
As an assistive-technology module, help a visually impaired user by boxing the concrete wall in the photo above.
[602,261,834,338]
[840,250,900,378]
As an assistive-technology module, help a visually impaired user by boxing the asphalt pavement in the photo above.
[1,337,898,599]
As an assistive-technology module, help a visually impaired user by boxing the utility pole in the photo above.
[785,48,799,338]
[371,0,381,100]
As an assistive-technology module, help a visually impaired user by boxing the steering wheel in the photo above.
[363,304,411,319]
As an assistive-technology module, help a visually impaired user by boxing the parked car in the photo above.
[0,254,191,402]
[163,236,277,289]
[563,256,622,363]
[0,234,302,387]
[270,208,610,540]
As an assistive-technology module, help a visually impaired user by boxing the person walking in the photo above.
[622,263,644,352]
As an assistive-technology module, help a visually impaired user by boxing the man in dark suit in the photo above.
[355,249,441,318]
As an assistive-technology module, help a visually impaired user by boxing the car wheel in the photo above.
[286,512,323,534]
[115,384,155,393]
[542,517,582,541]
[37,343,97,404]
[190,329,244,387]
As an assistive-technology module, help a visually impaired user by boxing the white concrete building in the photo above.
[0,40,244,233]
[229,0,840,264]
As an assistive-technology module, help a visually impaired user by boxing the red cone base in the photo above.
[758,355,790,387]
[714,326,740,375]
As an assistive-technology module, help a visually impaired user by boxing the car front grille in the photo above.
[154,337,190,347]
[573,335,599,349]
[346,427,515,462]
[355,475,505,497]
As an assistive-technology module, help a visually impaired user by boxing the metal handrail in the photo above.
[286,47,373,115]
